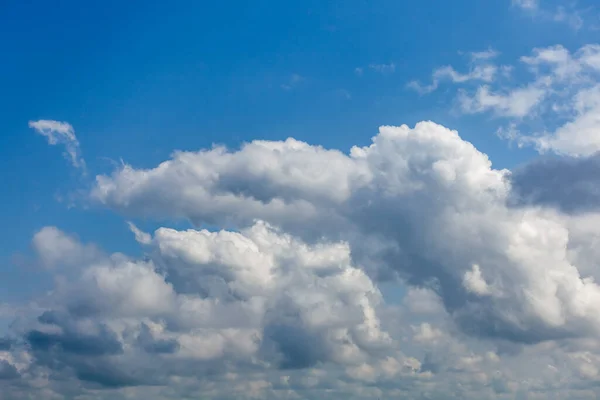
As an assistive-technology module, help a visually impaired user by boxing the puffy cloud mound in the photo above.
[91,121,600,344]
[10,221,394,392]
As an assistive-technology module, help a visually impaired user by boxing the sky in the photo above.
[2,0,600,398]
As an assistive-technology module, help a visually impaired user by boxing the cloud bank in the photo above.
[5,118,600,398]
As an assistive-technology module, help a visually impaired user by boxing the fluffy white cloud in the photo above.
[458,84,546,117]
[29,120,86,170]
[10,117,600,398]
[91,121,600,346]
[32,226,101,269]
[4,220,401,396]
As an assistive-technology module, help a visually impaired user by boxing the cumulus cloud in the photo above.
[4,221,402,396]
[90,121,600,347]
[10,115,600,398]
[29,119,86,170]
[458,84,546,117]
[32,226,102,269]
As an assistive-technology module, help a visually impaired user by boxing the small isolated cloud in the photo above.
[409,64,498,95]
[512,0,538,11]
[553,6,584,30]
[368,62,396,75]
[408,49,502,94]
[280,73,304,90]
[29,120,85,170]
[470,48,500,61]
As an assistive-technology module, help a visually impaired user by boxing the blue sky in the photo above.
[3,0,600,398]
[2,0,592,259]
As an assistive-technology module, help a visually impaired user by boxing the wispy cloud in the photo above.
[408,50,501,94]
[368,62,396,75]
[469,48,500,61]
[29,120,86,171]
[512,0,538,11]
[512,0,585,30]
[280,73,305,90]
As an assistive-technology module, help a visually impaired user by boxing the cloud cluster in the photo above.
[414,44,600,157]
[90,121,600,346]
[7,120,600,398]
[2,220,408,397]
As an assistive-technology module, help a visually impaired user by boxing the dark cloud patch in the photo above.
[136,324,179,354]
[510,153,600,213]
[0,337,13,351]
[264,322,327,370]
[0,360,19,380]
[75,362,142,388]
[26,322,123,356]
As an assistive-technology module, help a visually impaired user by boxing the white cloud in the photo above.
[512,0,585,29]
[32,226,101,269]
[127,222,152,245]
[458,84,546,117]
[512,0,538,10]
[534,84,600,156]
[553,6,584,30]
[280,74,304,90]
[368,63,396,75]
[29,120,86,170]
[91,121,600,347]
[469,48,500,62]
[6,221,402,396]
[11,111,600,397]
[422,43,600,156]
[412,323,444,344]
[462,264,491,296]
[410,65,498,95]
[408,50,502,94]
